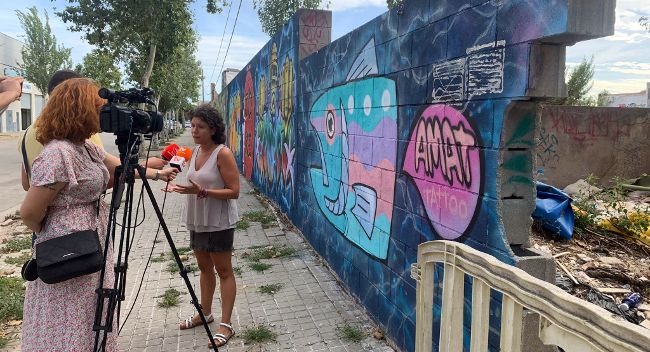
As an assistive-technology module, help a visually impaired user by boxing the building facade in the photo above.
[601,83,650,108]
[0,32,45,133]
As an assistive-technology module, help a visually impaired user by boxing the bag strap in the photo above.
[21,127,31,180]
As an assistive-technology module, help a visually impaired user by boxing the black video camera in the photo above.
[99,87,164,135]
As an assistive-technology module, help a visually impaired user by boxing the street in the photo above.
[0,132,132,217]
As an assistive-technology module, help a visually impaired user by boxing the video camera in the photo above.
[99,87,164,135]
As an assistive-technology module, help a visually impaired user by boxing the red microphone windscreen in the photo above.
[161,143,180,161]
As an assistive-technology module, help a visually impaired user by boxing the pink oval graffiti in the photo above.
[402,105,481,240]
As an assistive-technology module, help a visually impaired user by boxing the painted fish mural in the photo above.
[309,38,396,260]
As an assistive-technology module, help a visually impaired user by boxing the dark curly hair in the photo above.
[189,104,226,144]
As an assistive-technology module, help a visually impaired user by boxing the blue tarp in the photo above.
[533,182,575,239]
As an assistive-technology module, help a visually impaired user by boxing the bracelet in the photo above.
[153,170,161,181]
[197,188,208,199]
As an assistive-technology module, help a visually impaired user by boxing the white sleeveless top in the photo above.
[181,144,239,232]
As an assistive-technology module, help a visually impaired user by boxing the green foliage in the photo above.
[386,0,403,8]
[249,262,272,272]
[233,266,242,277]
[76,49,121,90]
[596,89,612,107]
[253,0,330,36]
[236,219,250,230]
[0,277,24,323]
[151,253,168,263]
[573,175,650,237]
[258,283,283,294]
[16,7,72,95]
[242,210,276,228]
[1,237,32,253]
[564,57,596,106]
[246,245,296,262]
[337,323,366,342]
[157,288,182,308]
[4,252,32,266]
[56,0,213,109]
[166,261,197,273]
[240,324,277,343]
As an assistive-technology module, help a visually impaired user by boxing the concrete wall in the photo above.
[221,1,614,350]
[537,105,650,188]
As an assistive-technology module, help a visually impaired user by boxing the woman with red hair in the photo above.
[19,78,177,351]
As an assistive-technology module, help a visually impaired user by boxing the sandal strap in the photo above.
[184,317,194,328]
[218,322,234,332]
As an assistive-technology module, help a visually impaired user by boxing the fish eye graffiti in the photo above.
[309,38,397,260]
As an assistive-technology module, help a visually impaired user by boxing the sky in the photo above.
[0,0,649,99]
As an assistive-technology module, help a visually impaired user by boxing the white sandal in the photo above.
[180,313,214,330]
[208,322,235,348]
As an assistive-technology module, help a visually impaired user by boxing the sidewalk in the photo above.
[116,131,395,351]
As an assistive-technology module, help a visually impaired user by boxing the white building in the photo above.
[0,32,46,133]
[601,83,650,108]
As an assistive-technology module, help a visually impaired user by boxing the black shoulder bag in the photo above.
[33,145,105,284]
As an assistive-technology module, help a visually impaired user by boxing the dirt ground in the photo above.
[530,222,650,327]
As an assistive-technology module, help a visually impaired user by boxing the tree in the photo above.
[640,16,649,32]
[56,0,225,88]
[386,0,403,9]
[565,57,595,106]
[16,7,72,95]
[597,89,612,107]
[254,0,330,36]
[76,49,122,90]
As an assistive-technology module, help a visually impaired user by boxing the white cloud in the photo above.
[328,0,386,12]
[593,78,649,94]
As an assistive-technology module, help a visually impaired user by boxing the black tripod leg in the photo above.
[136,166,220,351]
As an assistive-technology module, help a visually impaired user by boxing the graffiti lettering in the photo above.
[414,116,477,188]
[536,126,559,168]
[403,104,482,240]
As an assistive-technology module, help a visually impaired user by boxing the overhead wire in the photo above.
[207,0,234,86]
[216,0,243,89]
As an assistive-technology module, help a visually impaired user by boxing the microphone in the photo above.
[170,147,192,172]
[161,143,180,161]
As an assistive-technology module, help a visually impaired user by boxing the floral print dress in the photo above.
[21,140,117,351]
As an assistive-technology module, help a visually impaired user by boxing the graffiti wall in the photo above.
[221,2,613,351]
[537,106,650,188]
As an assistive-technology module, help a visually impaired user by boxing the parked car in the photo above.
[185,121,191,128]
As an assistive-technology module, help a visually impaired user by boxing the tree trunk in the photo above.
[141,43,157,88]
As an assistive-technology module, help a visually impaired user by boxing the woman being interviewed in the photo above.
[19,78,177,351]
[171,104,239,348]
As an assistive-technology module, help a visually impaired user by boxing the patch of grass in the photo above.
[258,283,283,295]
[0,277,24,323]
[242,210,276,228]
[1,237,32,253]
[236,219,250,230]
[157,288,182,308]
[337,323,366,342]
[233,266,242,277]
[247,188,260,196]
[175,247,192,256]
[247,245,296,262]
[166,262,197,273]
[248,262,272,272]
[151,253,167,263]
[0,336,8,349]
[4,252,32,266]
[240,324,277,344]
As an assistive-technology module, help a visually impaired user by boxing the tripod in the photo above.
[92,133,219,351]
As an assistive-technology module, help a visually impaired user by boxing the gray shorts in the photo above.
[190,228,235,253]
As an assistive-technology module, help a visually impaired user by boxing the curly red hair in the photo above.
[35,78,105,144]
